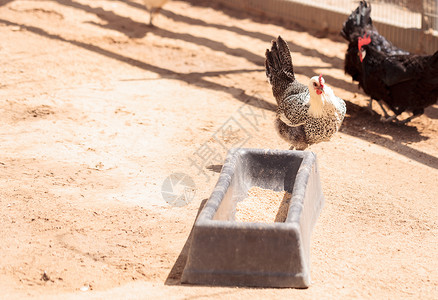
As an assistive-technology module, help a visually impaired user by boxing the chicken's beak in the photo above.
[358,49,365,62]
[316,86,323,95]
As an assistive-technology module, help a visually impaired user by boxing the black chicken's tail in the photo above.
[428,50,438,89]
[265,36,295,100]
[341,1,372,41]
[430,50,438,68]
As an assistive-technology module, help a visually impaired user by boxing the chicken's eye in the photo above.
[313,82,317,87]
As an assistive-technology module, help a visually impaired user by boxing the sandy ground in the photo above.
[0,0,437,299]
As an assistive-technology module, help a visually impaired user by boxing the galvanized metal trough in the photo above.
[181,148,324,288]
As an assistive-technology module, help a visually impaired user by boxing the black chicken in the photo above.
[341,0,411,118]
[341,1,408,55]
[358,34,438,124]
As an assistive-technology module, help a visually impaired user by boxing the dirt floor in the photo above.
[0,0,437,298]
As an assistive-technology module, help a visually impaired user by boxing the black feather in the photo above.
[265,36,298,102]
[340,1,436,123]
[361,44,438,116]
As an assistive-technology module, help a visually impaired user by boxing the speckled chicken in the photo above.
[265,36,346,150]
[144,0,170,26]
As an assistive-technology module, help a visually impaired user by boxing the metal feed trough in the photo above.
[181,148,324,288]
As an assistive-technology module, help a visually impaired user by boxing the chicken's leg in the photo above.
[366,98,375,115]
[377,101,403,123]
[380,114,398,123]
[148,10,153,26]
[289,143,308,151]
[395,109,424,125]
[377,101,392,119]
[148,10,154,26]
[148,7,163,27]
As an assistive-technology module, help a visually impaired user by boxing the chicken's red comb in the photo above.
[358,34,371,50]
[319,74,324,87]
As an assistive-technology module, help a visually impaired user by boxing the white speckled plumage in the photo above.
[265,36,346,150]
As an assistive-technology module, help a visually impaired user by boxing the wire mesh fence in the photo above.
[216,0,438,53]
[292,0,437,31]
[368,0,437,32]
[423,0,438,31]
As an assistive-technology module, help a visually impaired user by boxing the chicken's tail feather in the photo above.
[341,1,372,41]
[428,51,438,89]
[265,36,295,88]
[430,50,438,68]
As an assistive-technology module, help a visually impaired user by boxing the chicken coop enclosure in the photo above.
[215,0,438,54]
